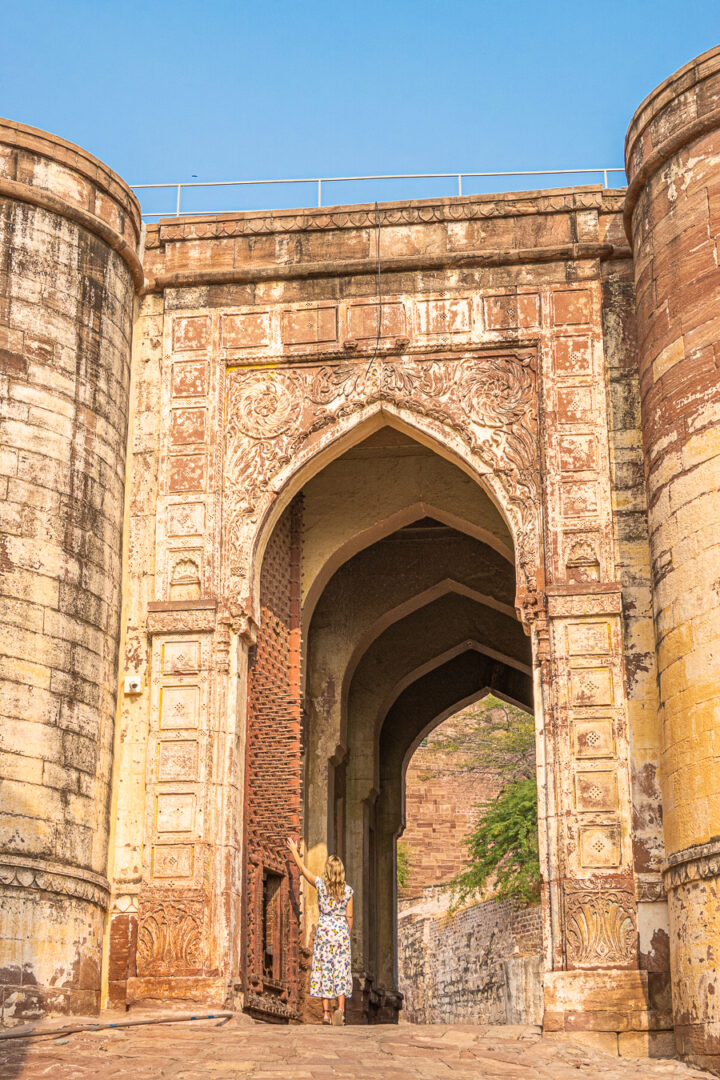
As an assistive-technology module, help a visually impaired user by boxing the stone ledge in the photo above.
[0,856,110,909]
[546,584,623,618]
[663,838,720,890]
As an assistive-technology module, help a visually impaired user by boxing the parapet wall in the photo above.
[0,119,140,1018]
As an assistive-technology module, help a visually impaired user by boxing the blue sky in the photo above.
[2,1,719,215]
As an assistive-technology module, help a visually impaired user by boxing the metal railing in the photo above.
[132,167,626,220]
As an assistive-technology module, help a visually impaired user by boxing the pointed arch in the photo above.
[223,384,539,621]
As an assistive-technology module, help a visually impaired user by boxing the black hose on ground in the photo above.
[0,1010,234,1041]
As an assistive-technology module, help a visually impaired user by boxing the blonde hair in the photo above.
[324,855,346,903]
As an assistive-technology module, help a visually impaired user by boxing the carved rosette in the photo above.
[136,898,204,976]
[564,881,638,969]
[223,353,540,610]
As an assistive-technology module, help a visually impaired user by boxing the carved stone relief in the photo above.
[136,897,204,975]
[564,880,638,968]
[223,352,541,614]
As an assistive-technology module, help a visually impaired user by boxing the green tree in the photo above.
[444,696,540,907]
[396,841,412,888]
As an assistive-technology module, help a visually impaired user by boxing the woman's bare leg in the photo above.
[337,994,345,1014]
[322,997,332,1018]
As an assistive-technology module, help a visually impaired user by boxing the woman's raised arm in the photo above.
[286,838,317,887]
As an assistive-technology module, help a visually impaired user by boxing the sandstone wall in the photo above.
[625,46,720,1069]
[398,888,542,1024]
[0,120,141,1017]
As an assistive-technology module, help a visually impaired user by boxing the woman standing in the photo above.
[286,838,353,1026]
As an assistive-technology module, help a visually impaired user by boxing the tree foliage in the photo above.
[396,841,412,888]
[440,696,540,907]
[450,777,540,907]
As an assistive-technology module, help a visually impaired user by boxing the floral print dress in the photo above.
[310,877,353,999]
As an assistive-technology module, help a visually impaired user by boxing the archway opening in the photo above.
[397,694,543,1024]
[242,424,540,1024]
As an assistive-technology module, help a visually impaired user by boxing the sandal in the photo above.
[322,1011,331,1025]
[332,1009,345,1026]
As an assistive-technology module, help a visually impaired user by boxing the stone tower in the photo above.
[0,120,141,1017]
[625,46,720,1069]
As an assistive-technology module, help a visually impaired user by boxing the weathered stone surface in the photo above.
[625,44,720,1072]
[2,42,720,1074]
[0,119,140,1019]
[0,1017,713,1079]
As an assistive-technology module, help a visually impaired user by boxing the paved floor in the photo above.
[0,1015,715,1080]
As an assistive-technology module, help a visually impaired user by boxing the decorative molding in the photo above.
[147,188,617,247]
[147,601,217,635]
[136,898,205,976]
[663,838,720,891]
[112,893,140,914]
[546,585,623,618]
[223,351,541,618]
[636,874,666,903]
[564,879,638,968]
[0,856,110,909]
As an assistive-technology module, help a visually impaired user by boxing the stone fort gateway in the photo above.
[2,40,720,1071]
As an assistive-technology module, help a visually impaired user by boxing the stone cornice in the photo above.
[663,838,720,891]
[0,856,110,909]
[143,242,631,295]
[146,186,626,247]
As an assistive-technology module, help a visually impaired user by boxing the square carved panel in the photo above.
[570,667,614,707]
[151,843,195,878]
[172,360,209,397]
[579,825,622,868]
[167,502,205,537]
[561,481,599,518]
[567,622,612,656]
[573,719,615,759]
[555,337,592,376]
[557,387,595,425]
[162,641,201,675]
[158,740,199,781]
[167,454,206,493]
[170,408,208,445]
[159,686,200,730]
[552,289,591,326]
[575,769,618,812]
[221,312,271,349]
[156,793,196,833]
[173,316,211,351]
[557,434,598,472]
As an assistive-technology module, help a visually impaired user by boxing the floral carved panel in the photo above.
[136,897,204,976]
[223,352,540,614]
[563,880,638,969]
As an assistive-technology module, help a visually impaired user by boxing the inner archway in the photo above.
[396,693,543,1024]
[243,423,540,1023]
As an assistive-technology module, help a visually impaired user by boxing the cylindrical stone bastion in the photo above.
[625,45,720,1069]
[0,119,141,1018]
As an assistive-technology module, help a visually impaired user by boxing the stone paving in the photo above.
[0,1016,715,1080]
